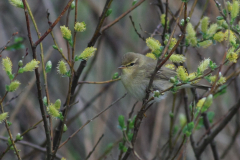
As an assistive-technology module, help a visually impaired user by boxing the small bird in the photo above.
[119,52,208,102]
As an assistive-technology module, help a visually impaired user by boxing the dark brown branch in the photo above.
[162,0,168,42]
[22,0,52,159]
[85,134,104,160]
[221,111,240,158]
[34,0,74,47]
[202,113,219,160]
[88,0,113,47]
[122,3,185,160]
[52,0,114,155]
[195,98,240,157]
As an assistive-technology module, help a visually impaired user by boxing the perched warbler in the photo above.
[119,52,208,102]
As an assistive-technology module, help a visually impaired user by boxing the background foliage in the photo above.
[0,0,240,160]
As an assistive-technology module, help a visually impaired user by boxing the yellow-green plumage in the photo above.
[119,52,175,101]
[119,52,209,102]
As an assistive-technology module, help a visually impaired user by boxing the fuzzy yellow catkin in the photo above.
[227,52,238,63]
[0,112,9,123]
[198,40,213,48]
[161,14,166,25]
[186,23,197,47]
[227,47,238,63]
[8,80,21,92]
[231,1,239,19]
[213,31,225,42]
[77,47,97,60]
[146,37,161,52]
[198,58,210,73]
[169,38,177,50]
[200,17,209,34]
[165,64,175,70]
[169,54,186,63]
[146,53,156,60]
[74,22,86,32]
[57,60,68,75]
[60,25,72,40]
[22,59,40,72]
[227,1,232,12]
[196,98,206,110]
[225,29,236,45]
[2,57,12,74]
[47,104,60,118]
[9,0,23,8]
[206,24,218,37]
[209,75,226,85]
[188,72,196,80]
[176,66,188,81]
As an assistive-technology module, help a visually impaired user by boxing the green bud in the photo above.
[63,124,68,132]
[52,45,58,50]
[180,19,185,26]
[16,133,23,141]
[7,121,12,126]
[71,1,75,10]
[170,77,176,83]
[132,0,137,6]
[18,60,23,67]
[112,72,119,79]
[7,137,12,145]
[216,16,224,20]
[179,113,187,127]
[169,112,174,118]
[45,61,52,73]
[222,21,228,29]
[153,90,160,97]
[118,115,126,130]
[43,96,48,106]
[128,132,133,141]
[201,94,213,112]
[54,99,61,110]
[105,9,112,17]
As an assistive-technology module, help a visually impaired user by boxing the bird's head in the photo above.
[118,52,142,75]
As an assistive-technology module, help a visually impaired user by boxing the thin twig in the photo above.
[85,134,104,160]
[202,113,219,160]
[0,119,43,158]
[171,136,186,160]
[0,136,62,160]
[78,78,120,84]
[101,0,146,32]
[0,103,21,160]
[129,16,145,41]
[34,0,75,47]
[58,93,127,149]
[0,32,18,55]
[46,11,71,67]
[22,0,52,159]
[195,98,240,157]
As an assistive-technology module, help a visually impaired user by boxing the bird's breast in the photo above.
[121,74,146,100]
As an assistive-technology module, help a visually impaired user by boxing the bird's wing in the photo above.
[146,66,177,81]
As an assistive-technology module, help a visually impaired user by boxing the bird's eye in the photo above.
[128,63,135,67]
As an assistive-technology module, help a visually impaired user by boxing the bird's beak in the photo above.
[118,65,126,69]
